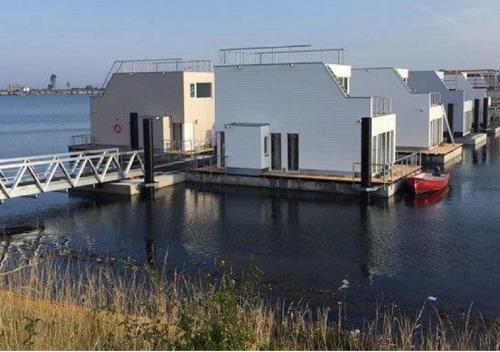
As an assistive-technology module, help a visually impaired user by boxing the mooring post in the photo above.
[361,117,372,190]
[483,97,489,129]
[141,117,156,200]
[474,99,480,133]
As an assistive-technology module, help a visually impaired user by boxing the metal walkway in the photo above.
[0,149,144,202]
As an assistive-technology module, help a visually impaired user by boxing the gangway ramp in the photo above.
[0,149,144,202]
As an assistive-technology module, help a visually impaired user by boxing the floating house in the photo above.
[213,45,396,177]
[350,67,445,152]
[408,71,483,137]
[88,58,215,152]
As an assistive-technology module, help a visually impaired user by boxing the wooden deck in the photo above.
[193,164,421,186]
[423,143,462,156]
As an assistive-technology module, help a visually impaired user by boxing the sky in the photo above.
[1,0,499,88]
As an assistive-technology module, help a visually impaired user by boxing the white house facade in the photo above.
[90,59,215,151]
[350,67,445,151]
[214,48,396,177]
[408,71,474,137]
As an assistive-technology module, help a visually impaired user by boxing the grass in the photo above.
[0,253,498,350]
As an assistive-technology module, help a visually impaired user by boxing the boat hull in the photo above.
[406,173,450,195]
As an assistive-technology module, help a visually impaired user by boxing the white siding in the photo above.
[408,71,471,135]
[351,68,439,150]
[215,63,383,174]
[225,124,270,171]
[90,71,215,148]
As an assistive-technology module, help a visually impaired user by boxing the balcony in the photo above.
[430,92,442,106]
[371,96,393,116]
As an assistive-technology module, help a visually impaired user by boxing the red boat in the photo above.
[406,172,450,195]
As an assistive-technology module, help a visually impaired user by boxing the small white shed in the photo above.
[221,123,271,175]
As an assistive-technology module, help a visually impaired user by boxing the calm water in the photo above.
[1,96,500,316]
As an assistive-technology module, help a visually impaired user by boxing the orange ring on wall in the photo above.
[113,123,122,134]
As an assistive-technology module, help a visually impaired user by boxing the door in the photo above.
[447,103,454,134]
[129,113,139,149]
[218,131,225,167]
[271,133,281,170]
[172,123,183,150]
[287,134,299,171]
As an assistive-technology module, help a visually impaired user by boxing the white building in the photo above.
[350,67,445,151]
[408,71,477,137]
[215,46,396,176]
[89,59,215,151]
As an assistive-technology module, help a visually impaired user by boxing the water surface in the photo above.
[1,96,499,317]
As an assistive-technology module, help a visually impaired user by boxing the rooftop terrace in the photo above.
[101,58,213,89]
[218,44,348,66]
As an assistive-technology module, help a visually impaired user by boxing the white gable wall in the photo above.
[215,63,393,174]
[408,71,472,135]
[351,68,440,149]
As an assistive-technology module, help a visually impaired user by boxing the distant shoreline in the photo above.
[0,88,103,96]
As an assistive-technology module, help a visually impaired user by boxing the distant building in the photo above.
[350,67,445,151]
[408,71,487,137]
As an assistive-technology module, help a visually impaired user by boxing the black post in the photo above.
[361,117,372,189]
[483,97,489,129]
[141,117,156,199]
[473,99,480,133]
[130,112,139,149]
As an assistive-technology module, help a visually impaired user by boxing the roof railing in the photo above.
[100,58,213,89]
[219,44,347,66]
[371,96,393,116]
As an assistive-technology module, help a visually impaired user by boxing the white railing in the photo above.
[0,149,144,201]
[101,58,213,89]
[371,96,393,116]
[430,92,442,106]
[219,45,347,66]
[70,134,94,146]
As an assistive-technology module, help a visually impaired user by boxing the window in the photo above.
[263,136,269,156]
[195,83,212,98]
[190,84,195,98]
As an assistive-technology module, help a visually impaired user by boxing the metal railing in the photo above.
[0,149,144,202]
[394,151,421,178]
[371,96,393,116]
[101,58,213,89]
[351,151,421,189]
[219,45,347,66]
[430,92,442,106]
[70,134,94,146]
[161,139,213,153]
[352,162,393,189]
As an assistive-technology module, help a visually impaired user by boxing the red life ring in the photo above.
[113,123,122,134]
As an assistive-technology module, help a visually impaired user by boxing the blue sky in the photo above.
[1,0,499,88]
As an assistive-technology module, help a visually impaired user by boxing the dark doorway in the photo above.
[129,112,139,149]
[473,99,480,132]
[287,133,299,171]
[271,133,281,170]
[447,104,454,135]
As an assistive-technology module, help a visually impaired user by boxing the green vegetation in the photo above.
[0,254,498,350]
